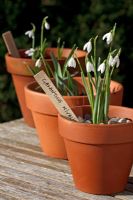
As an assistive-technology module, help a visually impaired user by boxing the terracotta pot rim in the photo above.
[25,77,123,96]
[25,78,87,116]
[58,105,133,144]
[5,48,86,76]
[5,47,86,60]
[59,105,133,128]
[25,80,86,99]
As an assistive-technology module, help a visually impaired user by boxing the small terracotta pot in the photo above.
[58,105,133,194]
[25,77,123,159]
[25,78,86,159]
[5,48,86,127]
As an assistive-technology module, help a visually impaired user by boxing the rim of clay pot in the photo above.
[25,79,86,116]
[5,48,86,76]
[58,105,133,144]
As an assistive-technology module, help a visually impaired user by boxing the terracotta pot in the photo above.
[5,48,86,127]
[25,78,86,159]
[58,105,133,194]
[25,77,123,159]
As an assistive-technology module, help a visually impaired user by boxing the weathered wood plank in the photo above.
[0,119,132,200]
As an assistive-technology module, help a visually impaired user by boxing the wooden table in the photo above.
[0,119,133,200]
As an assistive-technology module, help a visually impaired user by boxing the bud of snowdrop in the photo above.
[44,21,50,30]
[83,39,92,53]
[97,62,105,74]
[42,16,50,30]
[25,30,34,39]
[86,61,94,73]
[102,32,113,45]
[35,58,42,68]
[67,57,76,68]
[25,48,35,57]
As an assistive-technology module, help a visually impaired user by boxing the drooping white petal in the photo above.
[86,61,94,73]
[113,55,120,68]
[67,57,76,68]
[44,21,50,30]
[97,62,105,74]
[83,40,92,53]
[109,55,113,67]
[25,48,35,57]
[25,30,34,39]
[110,54,120,68]
[35,58,42,68]
[102,32,112,45]
[116,56,120,68]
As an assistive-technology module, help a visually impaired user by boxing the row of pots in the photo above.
[5,48,133,195]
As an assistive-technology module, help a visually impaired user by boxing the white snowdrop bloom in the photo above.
[44,21,50,30]
[102,32,112,45]
[97,62,105,74]
[25,30,34,39]
[67,57,76,68]
[86,61,94,73]
[25,48,35,57]
[110,54,120,68]
[115,55,120,68]
[83,40,92,53]
[109,54,114,67]
[35,58,42,68]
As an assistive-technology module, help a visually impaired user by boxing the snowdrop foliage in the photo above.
[25,17,79,96]
[76,23,121,124]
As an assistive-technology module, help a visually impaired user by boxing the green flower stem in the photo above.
[93,36,98,83]
[81,71,94,111]
[92,76,102,124]
[40,17,48,52]
[104,71,110,123]
[40,53,54,77]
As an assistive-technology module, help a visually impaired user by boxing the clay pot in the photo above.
[25,77,123,159]
[58,105,133,194]
[5,48,86,127]
[25,78,86,159]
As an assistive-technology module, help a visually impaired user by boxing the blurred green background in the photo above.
[0,0,133,122]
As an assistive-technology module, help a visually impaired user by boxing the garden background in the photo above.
[0,0,133,122]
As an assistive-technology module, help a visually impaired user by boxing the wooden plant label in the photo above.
[34,70,79,122]
[2,31,20,58]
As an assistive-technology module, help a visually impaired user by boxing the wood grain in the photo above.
[0,119,132,200]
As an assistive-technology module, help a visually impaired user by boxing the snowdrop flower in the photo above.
[25,30,34,39]
[25,48,35,57]
[109,54,120,68]
[44,21,50,30]
[109,54,113,66]
[111,55,120,68]
[102,32,112,45]
[86,61,94,72]
[97,62,105,74]
[83,40,92,53]
[35,58,42,68]
[67,57,76,68]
